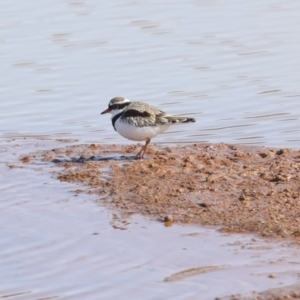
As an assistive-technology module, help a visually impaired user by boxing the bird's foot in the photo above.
[135,138,150,160]
[135,148,145,159]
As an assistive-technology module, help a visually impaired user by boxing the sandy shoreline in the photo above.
[23,143,300,240]
[14,142,300,299]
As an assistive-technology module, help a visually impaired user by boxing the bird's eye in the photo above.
[111,104,119,109]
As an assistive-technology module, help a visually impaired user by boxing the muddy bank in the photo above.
[26,143,300,239]
[225,284,300,300]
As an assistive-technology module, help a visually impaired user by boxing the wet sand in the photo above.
[25,142,300,240]
[224,284,300,300]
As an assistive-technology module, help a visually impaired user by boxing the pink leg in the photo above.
[135,138,151,159]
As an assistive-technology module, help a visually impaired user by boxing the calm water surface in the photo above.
[1,0,300,147]
[1,0,300,299]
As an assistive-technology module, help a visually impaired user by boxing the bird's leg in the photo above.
[141,138,150,158]
[135,138,151,159]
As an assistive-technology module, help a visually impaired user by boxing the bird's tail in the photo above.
[167,116,196,124]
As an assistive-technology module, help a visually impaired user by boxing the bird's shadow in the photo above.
[52,155,137,164]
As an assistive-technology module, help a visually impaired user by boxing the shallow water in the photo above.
[1,0,300,147]
[1,0,300,299]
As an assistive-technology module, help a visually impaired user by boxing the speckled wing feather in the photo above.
[121,101,196,127]
[155,113,196,125]
[121,102,163,127]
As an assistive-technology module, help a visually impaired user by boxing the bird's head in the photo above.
[101,97,131,117]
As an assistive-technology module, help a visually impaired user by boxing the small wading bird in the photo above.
[101,97,196,159]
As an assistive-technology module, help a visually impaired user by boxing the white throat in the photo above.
[110,108,125,117]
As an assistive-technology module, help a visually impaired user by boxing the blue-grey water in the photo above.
[1,0,300,299]
[1,0,300,147]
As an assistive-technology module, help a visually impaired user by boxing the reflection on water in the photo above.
[0,0,300,148]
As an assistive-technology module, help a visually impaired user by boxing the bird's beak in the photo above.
[101,108,110,114]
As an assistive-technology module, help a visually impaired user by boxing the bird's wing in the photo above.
[122,102,196,126]
[121,102,163,127]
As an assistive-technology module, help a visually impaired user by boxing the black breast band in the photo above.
[112,112,123,131]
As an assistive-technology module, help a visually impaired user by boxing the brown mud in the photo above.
[225,284,300,300]
[26,143,300,239]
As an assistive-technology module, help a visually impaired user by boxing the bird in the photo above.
[101,97,196,159]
